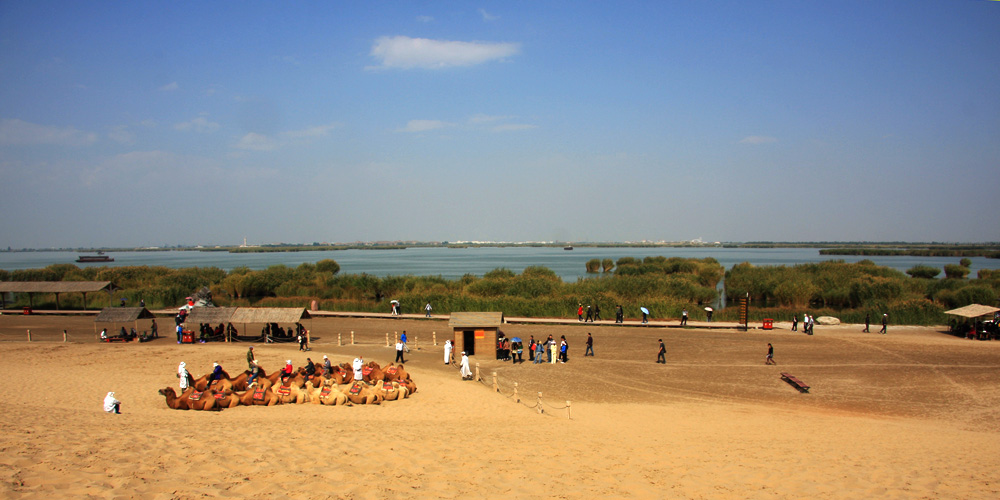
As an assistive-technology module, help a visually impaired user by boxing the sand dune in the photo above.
[1,314,999,499]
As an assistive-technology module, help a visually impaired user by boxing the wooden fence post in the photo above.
[385,332,389,347]
[537,392,544,414]
[338,333,342,346]
[351,331,355,345]
[475,363,480,382]
[514,382,519,403]
[433,331,437,346]
[63,330,67,343]
[492,372,498,392]
[567,400,572,420]
[27,329,31,342]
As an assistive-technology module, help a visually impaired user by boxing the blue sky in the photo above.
[1,1,998,248]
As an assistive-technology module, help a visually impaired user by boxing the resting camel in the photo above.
[305,379,350,406]
[159,386,217,411]
[378,380,409,401]
[193,367,232,391]
[381,363,411,383]
[239,381,280,406]
[210,389,241,408]
[362,362,385,384]
[272,381,307,404]
[343,380,383,405]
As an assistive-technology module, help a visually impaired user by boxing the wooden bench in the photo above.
[104,337,128,343]
[780,372,810,393]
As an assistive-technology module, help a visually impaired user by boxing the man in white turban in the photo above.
[460,352,472,380]
[104,392,121,414]
[178,362,191,390]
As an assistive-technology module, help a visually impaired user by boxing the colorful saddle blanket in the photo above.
[382,381,394,391]
[213,392,226,400]
[277,385,291,396]
[189,391,204,401]
[362,366,373,376]
[320,386,333,397]
[349,382,363,395]
[253,387,267,401]
[385,366,398,376]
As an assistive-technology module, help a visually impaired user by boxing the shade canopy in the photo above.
[94,307,156,323]
[449,312,504,329]
[943,304,1000,319]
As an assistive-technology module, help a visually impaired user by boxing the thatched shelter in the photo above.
[185,307,238,324]
[94,307,157,338]
[0,281,117,310]
[944,304,1000,318]
[449,312,504,357]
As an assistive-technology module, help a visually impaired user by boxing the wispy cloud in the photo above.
[738,135,777,144]
[492,124,538,132]
[233,123,341,151]
[0,118,97,146]
[369,36,520,69]
[479,9,499,21]
[398,120,450,133]
[107,125,134,143]
[158,82,179,91]
[174,116,220,133]
[416,15,434,23]
[469,114,509,124]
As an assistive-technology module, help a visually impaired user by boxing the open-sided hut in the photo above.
[94,307,156,338]
[229,307,312,343]
[449,312,504,357]
[0,281,117,310]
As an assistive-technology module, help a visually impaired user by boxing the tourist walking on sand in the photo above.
[657,339,666,364]
[104,392,121,414]
[176,323,183,344]
[879,314,888,334]
[528,335,536,362]
[550,338,558,364]
[791,314,798,332]
[559,335,568,363]
[395,338,405,364]
[151,319,158,338]
[765,343,776,365]
[460,352,472,380]
[401,330,409,352]
[444,339,453,365]
[864,312,871,333]
[585,333,594,357]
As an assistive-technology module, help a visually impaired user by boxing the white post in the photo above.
[351,331,355,344]
[514,382,520,403]
[433,331,437,346]
[27,329,31,342]
[338,333,342,346]
[492,371,498,392]
[385,332,389,347]
[537,392,544,414]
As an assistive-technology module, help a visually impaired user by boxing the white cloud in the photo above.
[738,136,777,144]
[159,82,179,91]
[369,36,520,69]
[0,118,98,146]
[174,116,220,133]
[107,125,134,143]
[492,124,538,132]
[469,114,509,124]
[232,123,340,151]
[398,120,450,133]
[235,132,279,151]
[479,8,499,21]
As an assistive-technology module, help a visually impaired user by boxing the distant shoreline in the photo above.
[5,241,1000,255]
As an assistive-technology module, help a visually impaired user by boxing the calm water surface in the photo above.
[2,247,997,281]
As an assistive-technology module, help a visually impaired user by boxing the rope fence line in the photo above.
[463,364,571,419]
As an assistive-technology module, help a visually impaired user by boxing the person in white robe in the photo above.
[443,340,453,364]
[178,362,191,390]
[460,352,472,380]
[353,356,364,382]
[104,392,121,414]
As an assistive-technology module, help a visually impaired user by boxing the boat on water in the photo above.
[76,252,114,263]
[564,245,573,250]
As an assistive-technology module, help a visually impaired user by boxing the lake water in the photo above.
[1,247,997,282]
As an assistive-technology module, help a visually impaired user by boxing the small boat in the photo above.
[76,254,114,263]
[563,245,573,250]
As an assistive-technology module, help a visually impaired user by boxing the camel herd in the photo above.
[158,361,416,411]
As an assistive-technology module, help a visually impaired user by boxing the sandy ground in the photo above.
[1,314,999,499]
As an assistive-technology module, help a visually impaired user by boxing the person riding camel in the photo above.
[281,359,294,383]
[322,355,332,377]
[304,357,316,377]
[246,346,259,387]
[206,362,224,389]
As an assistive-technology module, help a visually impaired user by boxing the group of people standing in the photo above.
[792,314,816,334]
[526,335,569,363]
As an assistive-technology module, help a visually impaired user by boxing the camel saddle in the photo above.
[320,386,332,397]
[362,366,373,376]
[349,382,363,395]
[252,387,267,401]
[189,391,204,401]
[385,366,398,376]
[382,381,394,391]
[213,392,226,400]
[277,385,291,396]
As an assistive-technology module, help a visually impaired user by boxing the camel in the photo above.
[210,389,241,408]
[305,379,350,406]
[239,382,280,406]
[378,380,409,401]
[396,377,417,395]
[271,381,307,404]
[362,362,385,384]
[381,362,411,383]
[158,387,217,411]
[336,363,356,384]
[193,367,232,391]
[343,380,383,405]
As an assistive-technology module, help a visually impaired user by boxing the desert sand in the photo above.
[1,314,999,499]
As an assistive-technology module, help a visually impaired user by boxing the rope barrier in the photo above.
[468,366,572,418]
